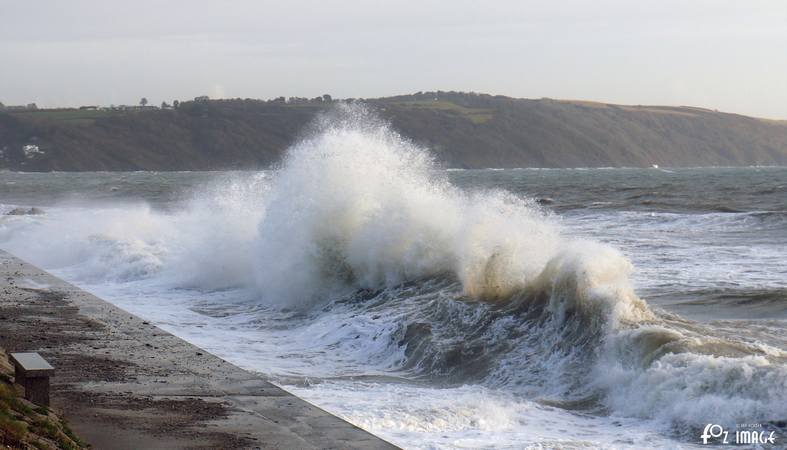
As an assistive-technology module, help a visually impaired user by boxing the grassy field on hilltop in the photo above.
[9,109,126,126]
[382,98,494,124]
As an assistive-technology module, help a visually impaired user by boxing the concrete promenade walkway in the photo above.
[0,250,399,450]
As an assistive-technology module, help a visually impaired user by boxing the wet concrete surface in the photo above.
[0,250,399,450]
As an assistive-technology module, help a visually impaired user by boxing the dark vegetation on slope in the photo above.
[1,92,786,171]
[0,349,86,449]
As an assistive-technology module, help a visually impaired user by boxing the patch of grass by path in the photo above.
[0,350,87,449]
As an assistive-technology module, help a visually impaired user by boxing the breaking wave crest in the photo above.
[250,105,645,319]
[1,104,785,439]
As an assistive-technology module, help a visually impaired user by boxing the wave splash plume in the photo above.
[252,105,642,315]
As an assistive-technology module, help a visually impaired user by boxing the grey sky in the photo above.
[1,0,785,118]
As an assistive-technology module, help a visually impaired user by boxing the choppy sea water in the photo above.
[1,113,785,449]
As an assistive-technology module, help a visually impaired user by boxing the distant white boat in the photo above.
[651,164,659,169]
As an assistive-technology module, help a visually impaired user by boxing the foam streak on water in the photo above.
[1,105,786,449]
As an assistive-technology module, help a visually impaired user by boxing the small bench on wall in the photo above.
[9,352,54,406]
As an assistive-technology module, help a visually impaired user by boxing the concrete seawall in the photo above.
[0,250,399,450]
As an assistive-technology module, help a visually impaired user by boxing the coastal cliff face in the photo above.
[1,92,786,171]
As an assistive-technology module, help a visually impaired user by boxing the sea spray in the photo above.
[252,104,568,307]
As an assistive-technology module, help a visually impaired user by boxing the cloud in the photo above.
[0,0,785,118]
